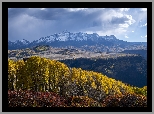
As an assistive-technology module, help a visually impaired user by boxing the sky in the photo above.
[8,8,147,42]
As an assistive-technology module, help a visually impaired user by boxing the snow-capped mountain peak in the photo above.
[21,39,30,44]
[8,31,121,50]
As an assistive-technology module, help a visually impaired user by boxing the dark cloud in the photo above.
[111,16,129,24]
[8,8,146,42]
[28,8,69,20]
[8,8,28,18]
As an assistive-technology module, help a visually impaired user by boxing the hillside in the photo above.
[8,56,147,107]
[8,45,105,60]
[8,45,147,88]
[60,55,147,87]
[120,49,147,60]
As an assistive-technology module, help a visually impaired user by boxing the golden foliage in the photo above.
[8,56,146,98]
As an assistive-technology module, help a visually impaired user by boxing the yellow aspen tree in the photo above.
[8,59,16,90]
[48,60,58,92]
[22,56,41,91]
[36,57,50,91]
[14,60,25,90]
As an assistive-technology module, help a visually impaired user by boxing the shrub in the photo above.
[101,93,147,107]
[8,90,67,107]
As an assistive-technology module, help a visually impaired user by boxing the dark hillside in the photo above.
[120,49,147,60]
[60,55,147,87]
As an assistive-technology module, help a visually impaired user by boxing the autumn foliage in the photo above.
[8,56,147,107]
[101,93,147,107]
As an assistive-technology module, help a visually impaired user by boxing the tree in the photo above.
[14,60,25,90]
[8,59,16,90]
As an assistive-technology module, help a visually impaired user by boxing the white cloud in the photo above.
[125,15,136,25]
[125,35,129,38]
[141,8,147,12]
[101,10,124,21]
[96,9,135,34]
[65,8,88,12]
[40,8,46,10]
[141,35,147,38]
[86,9,136,37]
[140,23,147,27]
[8,8,147,42]
[92,26,127,37]
[119,8,130,12]
[119,23,129,28]
[143,23,147,26]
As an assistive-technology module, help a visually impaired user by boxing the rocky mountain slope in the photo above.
[8,30,130,50]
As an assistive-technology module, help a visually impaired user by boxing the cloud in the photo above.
[140,8,147,12]
[128,8,147,29]
[125,35,129,38]
[125,15,136,25]
[119,8,130,12]
[132,31,134,32]
[40,8,46,10]
[119,23,129,28]
[143,23,147,26]
[140,23,147,27]
[8,8,147,42]
[141,35,147,38]
[64,8,88,12]
[96,9,136,36]
[8,14,57,41]
[110,16,129,24]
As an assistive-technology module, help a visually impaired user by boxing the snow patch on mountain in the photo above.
[8,30,120,50]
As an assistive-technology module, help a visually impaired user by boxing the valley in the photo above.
[8,31,147,88]
[8,44,147,88]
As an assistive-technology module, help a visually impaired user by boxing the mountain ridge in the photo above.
[8,31,129,50]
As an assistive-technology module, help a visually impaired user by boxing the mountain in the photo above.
[8,39,30,50]
[8,31,128,50]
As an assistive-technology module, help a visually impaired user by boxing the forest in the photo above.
[8,56,147,107]
[60,55,147,87]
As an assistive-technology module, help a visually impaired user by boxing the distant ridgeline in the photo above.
[8,31,146,50]
[60,55,147,88]
[8,45,50,59]
[120,49,147,60]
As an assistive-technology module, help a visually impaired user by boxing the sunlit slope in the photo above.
[8,56,147,101]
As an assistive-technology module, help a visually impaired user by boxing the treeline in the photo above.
[120,49,147,60]
[32,45,50,52]
[8,45,50,59]
[8,56,147,102]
